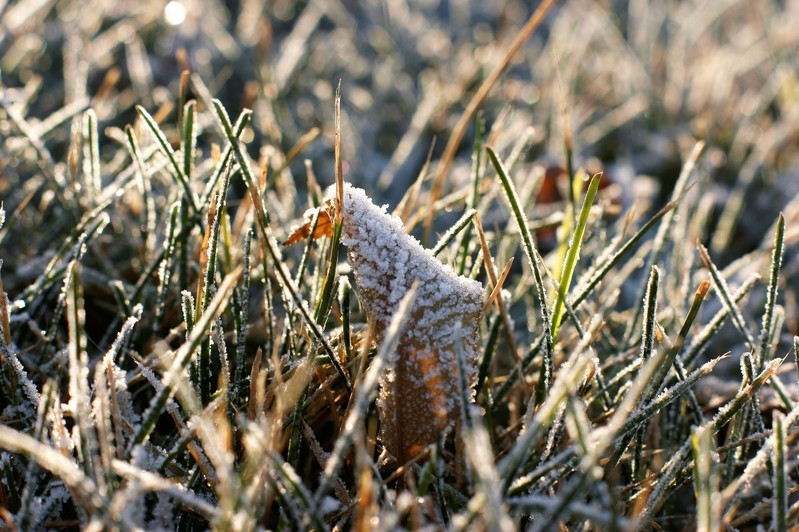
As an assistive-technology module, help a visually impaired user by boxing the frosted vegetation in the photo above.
[1,0,799,530]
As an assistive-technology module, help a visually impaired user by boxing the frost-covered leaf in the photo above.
[333,184,483,463]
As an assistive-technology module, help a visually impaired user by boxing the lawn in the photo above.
[0,0,798,529]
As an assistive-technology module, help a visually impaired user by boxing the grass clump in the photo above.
[1,1,799,530]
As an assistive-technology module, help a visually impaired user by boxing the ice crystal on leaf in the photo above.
[331,184,483,463]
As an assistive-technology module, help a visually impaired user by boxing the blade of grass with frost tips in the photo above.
[124,124,155,252]
[200,112,248,205]
[692,424,720,532]
[551,172,600,340]
[92,355,115,491]
[21,209,109,303]
[772,411,788,532]
[699,243,792,408]
[498,353,590,490]
[313,211,340,327]
[537,315,600,465]
[719,380,799,510]
[197,174,231,403]
[127,267,242,456]
[0,425,103,514]
[293,207,321,288]
[529,400,594,531]
[314,82,343,327]
[66,263,104,493]
[487,146,553,403]
[102,312,140,450]
[432,208,477,257]
[232,228,252,404]
[313,283,418,504]
[640,266,660,363]
[42,232,98,356]
[211,99,351,392]
[537,338,682,529]
[136,361,216,482]
[697,243,756,349]
[181,100,196,181]
[507,447,577,495]
[82,108,101,202]
[0,335,39,408]
[153,202,181,329]
[757,213,785,372]
[683,272,758,369]
[135,105,198,213]
[614,355,725,463]
[644,280,709,403]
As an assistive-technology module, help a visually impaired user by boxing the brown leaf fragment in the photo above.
[282,202,334,246]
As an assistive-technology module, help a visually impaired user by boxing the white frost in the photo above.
[330,184,484,458]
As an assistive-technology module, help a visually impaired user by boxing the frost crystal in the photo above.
[332,184,483,462]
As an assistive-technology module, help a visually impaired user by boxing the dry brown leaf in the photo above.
[335,184,483,464]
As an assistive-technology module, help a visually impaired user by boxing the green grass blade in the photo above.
[313,220,341,328]
[66,263,104,492]
[772,411,788,532]
[697,243,756,349]
[757,213,785,371]
[82,108,101,202]
[433,208,477,257]
[645,280,709,402]
[692,424,720,532]
[136,105,198,213]
[181,100,196,181]
[551,173,600,339]
[640,266,660,363]
[498,354,590,490]
[487,146,553,403]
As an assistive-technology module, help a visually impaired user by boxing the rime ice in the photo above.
[331,184,483,462]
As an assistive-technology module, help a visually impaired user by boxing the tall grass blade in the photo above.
[82,108,101,202]
[551,173,600,339]
[487,146,553,403]
[136,105,198,213]
[692,424,720,532]
[757,213,785,371]
[772,411,788,532]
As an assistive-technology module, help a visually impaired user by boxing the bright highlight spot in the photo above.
[164,1,186,26]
